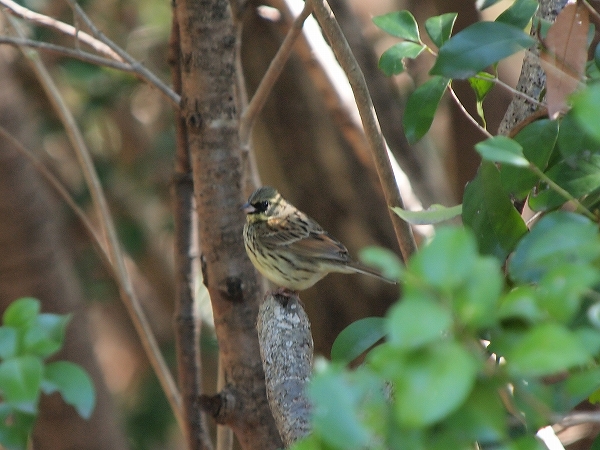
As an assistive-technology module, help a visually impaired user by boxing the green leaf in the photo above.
[495,0,538,30]
[508,211,600,283]
[468,72,495,126]
[0,406,36,450]
[0,356,43,413]
[0,327,18,360]
[3,298,40,329]
[386,291,452,350]
[308,367,372,449]
[430,21,535,79]
[23,313,70,359]
[403,76,449,143]
[452,257,503,329]
[331,317,385,364]
[476,0,503,10]
[505,323,591,377]
[394,342,479,426]
[500,119,558,199]
[476,136,529,167]
[498,286,544,324]
[373,11,420,41]
[595,42,600,72]
[379,42,426,76]
[43,361,96,419]
[391,204,462,225]
[409,227,478,290]
[571,83,600,143]
[425,13,457,48]
[462,161,528,260]
[529,153,600,211]
[358,246,403,281]
[557,111,600,157]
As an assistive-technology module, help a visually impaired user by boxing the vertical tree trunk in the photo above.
[171,0,282,448]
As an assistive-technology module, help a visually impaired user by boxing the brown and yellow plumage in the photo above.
[243,186,394,292]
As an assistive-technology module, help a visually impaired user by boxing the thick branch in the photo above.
[257,293,313,447]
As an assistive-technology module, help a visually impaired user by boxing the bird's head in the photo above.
[242,186,289,223]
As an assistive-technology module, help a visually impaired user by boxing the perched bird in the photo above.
[242,186,395,292]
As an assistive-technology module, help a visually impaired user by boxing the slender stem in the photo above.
[529,164,596,220]
[239,0,313,146]
[448,85,492,138]
[311,0,417,261]
[6,15,185,430]
[476,71,546,108]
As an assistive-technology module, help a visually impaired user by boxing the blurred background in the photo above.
[0,0,524,448]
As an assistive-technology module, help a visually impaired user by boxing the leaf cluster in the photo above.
[0,298,95,450]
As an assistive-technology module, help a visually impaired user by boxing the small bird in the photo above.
[242,186,395,292]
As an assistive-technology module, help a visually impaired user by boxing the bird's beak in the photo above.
[242,202,255,214]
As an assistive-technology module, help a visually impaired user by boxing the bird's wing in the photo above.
[258,213,351,263]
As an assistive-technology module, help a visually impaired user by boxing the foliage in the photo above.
[0,298,95,450]
[292,1,600,448]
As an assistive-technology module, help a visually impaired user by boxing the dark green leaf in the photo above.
[358,246,403,281]
[23,313,70,359]
[500,119,558,199]
[3,298,40,329]
[409,227,478,290]
[425,13,457,48]
[495,0,538,29]
[430,21,535,79]
[0,406,35,450]
[373,11,420,41]
[557,110,600,157]
[331,317,386,364]
[476,0,503,10]
[386,290,452,349]
[403,76,449,143]
[391,204,462,225]
[43,361,96,419]
[0,327,18,360]
[378,41,426,76]
[394,342,479,426]
[462,161,528,260]
[0,356,43,413]
[508,211,600,283]
[595,42,600,72]
[571,84,600,143]
[476,136,529,167]
[505,323,591,377]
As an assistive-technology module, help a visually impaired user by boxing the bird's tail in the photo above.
[347,261,397,285]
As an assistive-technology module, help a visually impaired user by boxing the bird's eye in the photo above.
[252,201,269,213]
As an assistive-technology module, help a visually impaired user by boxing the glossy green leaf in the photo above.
[391,204,462,225]
[394,342,479,427]
[498,286,543,324]
[508,211,600,283]
[476,136,529,167]
[23,313,70,359]
[468,72,495,126]
[430,21,535,79]
[557,111,600,157]
[308,367,372,449]
[495,0,538,29]
[386,291,452,349]
[452,257,503,329]
[505,323,591,377]
[43,361,96,419]
[331,317,386,364]
[358,246,403,281]
[3,298,40,329]
[379,42,426,76]
[0,327,18,360]
[403,76,449,143]
[0,356,43,413]
[529,153,600,211]
[476,0,503,10]
[373,11,420,41]
[462,162,528,260]
[500,119,558,199]
[571,83,600,143]
[425,13,457,48]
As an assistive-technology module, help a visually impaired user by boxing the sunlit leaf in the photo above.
[495,0,538,30]
[391,204,462,225]
[425,13,457,48]
[373,11,420,41]
[475,136,529,167]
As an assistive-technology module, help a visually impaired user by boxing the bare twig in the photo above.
[448,85,493,138]
[310,0,417,261]
[5,15,185,431]
[0,0,121,60]
[0,36,134,71]
[239,0,313,146]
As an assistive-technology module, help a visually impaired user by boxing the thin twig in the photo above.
[239,0,313,146]
[310,0,417,261]
[0,0,121,60]
[5,15,185,431]
[448,85,493,138]
[0,36,134,71]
